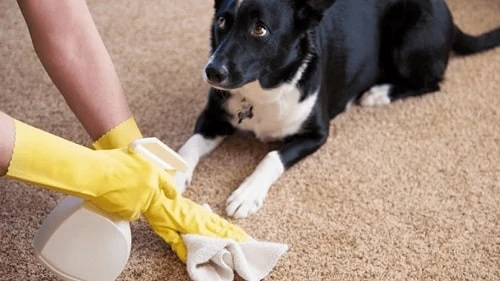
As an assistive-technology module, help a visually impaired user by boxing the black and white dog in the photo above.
[174,0,500,218]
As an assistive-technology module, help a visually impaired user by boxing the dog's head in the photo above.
[203,0,336,90]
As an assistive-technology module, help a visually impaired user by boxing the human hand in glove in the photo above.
[90,117,249,262]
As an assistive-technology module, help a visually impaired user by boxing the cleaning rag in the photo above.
[183,234,288,281]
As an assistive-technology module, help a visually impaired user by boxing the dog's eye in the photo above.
[217,17,226,29]
[251,24,268,37]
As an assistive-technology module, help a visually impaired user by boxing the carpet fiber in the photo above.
[0,0,499,280]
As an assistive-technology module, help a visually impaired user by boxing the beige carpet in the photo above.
[0,0,499,280]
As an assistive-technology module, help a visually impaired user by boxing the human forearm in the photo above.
[0,112,15,176]
[17,0,134,141]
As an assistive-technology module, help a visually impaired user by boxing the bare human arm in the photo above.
[17,0,134,141]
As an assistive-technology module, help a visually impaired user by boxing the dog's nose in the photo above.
[205,63,228,84]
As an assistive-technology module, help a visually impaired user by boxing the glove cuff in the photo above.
[92,117,143,150]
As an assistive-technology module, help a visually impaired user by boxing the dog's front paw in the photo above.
[173,169,193,194]
[226,177,270,218]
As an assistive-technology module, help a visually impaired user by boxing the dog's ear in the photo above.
[306,0,337,12]
[294,0,336,28]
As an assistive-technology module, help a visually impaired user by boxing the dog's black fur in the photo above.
[176,0,500,217]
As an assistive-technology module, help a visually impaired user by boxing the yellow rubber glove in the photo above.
[90,117,190,258]
[5,119,170,220]
[92,117,143,150]
[144,190,249,262]
[91,117,249,262]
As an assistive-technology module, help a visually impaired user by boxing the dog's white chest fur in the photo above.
[226,81,318,141]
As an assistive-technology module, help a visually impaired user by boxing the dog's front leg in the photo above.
[174,93,236,193]
[226,129,329,218]
[174,134,225,193]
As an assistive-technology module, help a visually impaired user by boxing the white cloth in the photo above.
[183,234,288,281]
